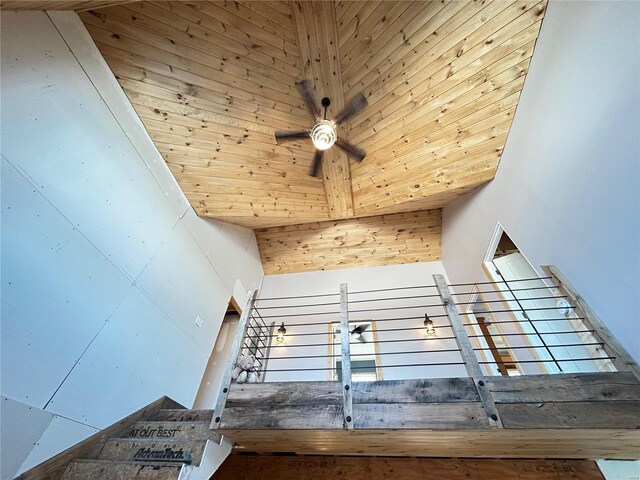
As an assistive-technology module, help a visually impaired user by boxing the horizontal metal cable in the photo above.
[268,348,463,361]
[257,310,341,319]
[473,342,604,352]
[357,325,452,335]
[468,329,594,338]
[246,330,333,339]
[462,317,587,327]
[459,306,574,315]
[268,341,340,348]
[454,295,567,306]
[242,345,264,366]
[253,311,270,329]
[256,292,339,302]
[346,314,450,323]
[451,285,557,296]
[247,328,594,346]
[349,304,445,314]
[245,329,268,347]
[268,353,335,360]
[266,335,461,348]
[484,357,615,365]
[244,321,455,340]
[359,336,457,345]
[261,361,467,372]
[257,313,450,325]
[243,343,265,357]
[348,285,438,295]
[261,356,616,373]
[246,322,267,336]
[447,276,552,287]
[255,301,342,310]
[244,323,453,340]
[260,319,335,327]
[348,293,444,304]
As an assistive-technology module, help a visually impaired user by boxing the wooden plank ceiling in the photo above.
[20,1,546,271]
[257,210,441,274]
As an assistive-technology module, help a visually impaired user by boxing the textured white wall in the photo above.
[441,1,640,362]
[258,262,465,382]
[0,11,263,479]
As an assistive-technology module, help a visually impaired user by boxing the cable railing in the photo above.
[238,274,621,383]
[252,282,466,383]
[211,266,640,431]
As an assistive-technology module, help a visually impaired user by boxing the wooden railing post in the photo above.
[542,265,640,381]
[340,283,354,430]
[211,290,258,430]
[433,275,503,428]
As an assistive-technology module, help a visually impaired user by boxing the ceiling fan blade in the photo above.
[333,92,368,125]
[275,130,310,142]
[357,334,366,344]
[336,137,366,162]
[297,80,321,121]
[351,324,369,335]
[309,150,323,178]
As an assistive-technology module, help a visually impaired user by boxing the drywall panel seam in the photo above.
[46,10,190,218]
[1,155,134,285]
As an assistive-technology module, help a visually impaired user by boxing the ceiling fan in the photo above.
[335,323,371,344]
[274,80,368,177]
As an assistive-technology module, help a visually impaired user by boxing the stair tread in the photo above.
[122,420,221,442]
[98,438,208,466]
[149,409,213,422]
[73,458,186,466]
[62,460,184,480]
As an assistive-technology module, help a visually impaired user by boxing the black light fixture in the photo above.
[276,322,287,343]
[423,313,436,337]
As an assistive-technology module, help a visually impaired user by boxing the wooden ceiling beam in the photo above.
[291,0,355,220]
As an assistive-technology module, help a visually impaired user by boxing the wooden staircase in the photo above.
[18,398,227,480]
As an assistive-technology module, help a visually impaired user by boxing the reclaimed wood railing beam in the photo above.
[340,283,354,430]
[433,274,503,428]
[212,290,258,430]
[542,265,640,381]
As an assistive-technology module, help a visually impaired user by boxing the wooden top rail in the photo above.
[218,372,640,459]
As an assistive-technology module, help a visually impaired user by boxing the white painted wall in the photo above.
[0,11,263,479]
[441,1,640,363]
[258,262,467,382]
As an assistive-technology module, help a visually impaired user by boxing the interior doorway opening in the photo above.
[192,298,242,409]
[478,224,612,375]
[332,321,382,382]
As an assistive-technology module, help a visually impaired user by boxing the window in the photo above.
[332,322,379,382]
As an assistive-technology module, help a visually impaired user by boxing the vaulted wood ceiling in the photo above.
[72,0,546,230]
[2,0,547,272]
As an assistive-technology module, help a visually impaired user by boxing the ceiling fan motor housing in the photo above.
[311,119,337,151]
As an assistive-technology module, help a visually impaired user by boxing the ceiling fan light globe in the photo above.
[311,120,337,151]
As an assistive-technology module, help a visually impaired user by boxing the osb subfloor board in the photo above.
[220,428,640,459]
[213,455,604,480]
